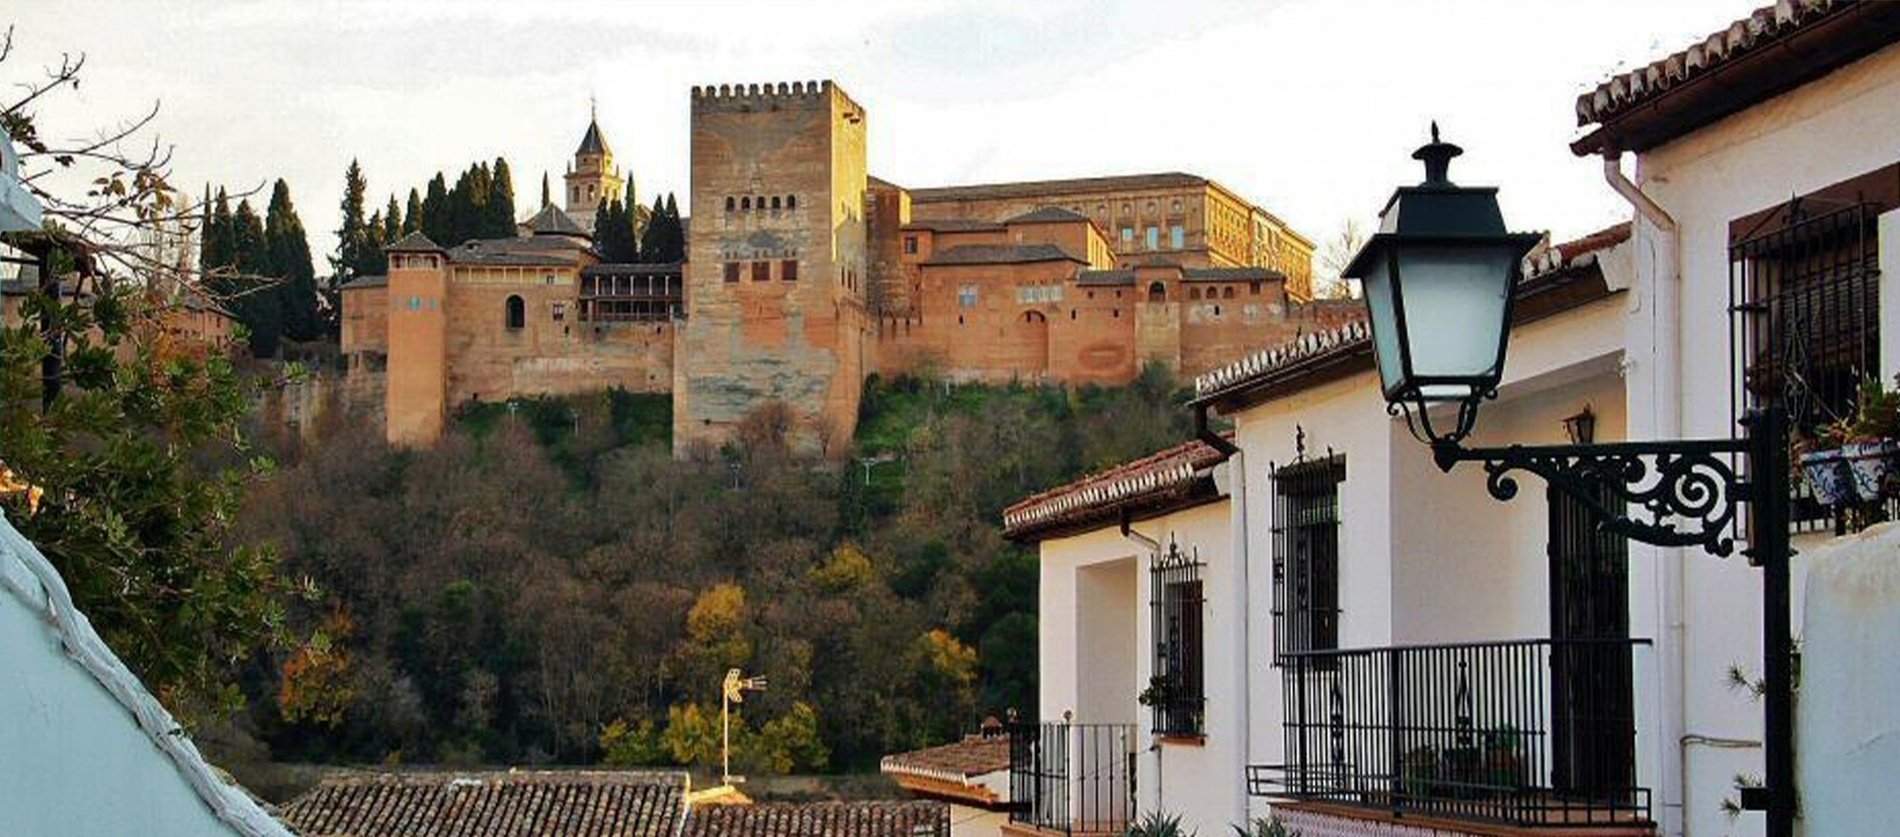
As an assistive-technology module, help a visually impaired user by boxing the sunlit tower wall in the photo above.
[675,80,871,456]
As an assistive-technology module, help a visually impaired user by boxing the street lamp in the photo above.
[1348,126,1796,837]
[720,668,767,786]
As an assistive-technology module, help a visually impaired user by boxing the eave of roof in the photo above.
[1183,266,1284,282]
[1573,0,1900,155]
[1002,437,1232,542]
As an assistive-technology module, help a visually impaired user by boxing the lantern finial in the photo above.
[1413,122,1464,188]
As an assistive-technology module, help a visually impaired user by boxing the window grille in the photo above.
[1732,199,1884,532]
[1271,449,1345,661]
[1148,538,1205,737]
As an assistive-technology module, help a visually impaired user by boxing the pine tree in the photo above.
[491,157,516,237]
[332,160,371,286]
[403,188,423,235]
[264,179,320,343]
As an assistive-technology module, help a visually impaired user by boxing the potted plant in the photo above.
[1841,376,1900,503]
[1796,419,1855,508]
[1399,745,1439,800]
[1481,726,1527,791]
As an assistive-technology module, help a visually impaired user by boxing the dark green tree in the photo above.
[382,196,402,248]
[403,188,423,235]
[639,193,685,263]
[541,173,552,208]
[201,188,237,279]
[491,157,517,237]
[264,179,320,343]
[331,160,373,286]
[231,199,283,357]
[422,173,450,245]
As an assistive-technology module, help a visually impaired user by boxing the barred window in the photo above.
[1733,200,1882,531]
[752,261,770,282]
[723,262,740,283]
[1148,539,1205,737]
[1271,453,1345,660]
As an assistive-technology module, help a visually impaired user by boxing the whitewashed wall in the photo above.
[1631,39,1900,837]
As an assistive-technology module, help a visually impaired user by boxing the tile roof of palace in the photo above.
[1183,267,1284,282]
[922,243,1085,267]
[1002,436,1232,541]
[909,173,1209,203]
[384,231,443,252]
[523,203,592,238]
[680,802,949,837]
[341,274,387,289]
[279,770,686,837]
[1003,206,1091,225]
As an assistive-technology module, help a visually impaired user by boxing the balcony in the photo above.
[1005,722,1135,837]
[1250,638,1652,832]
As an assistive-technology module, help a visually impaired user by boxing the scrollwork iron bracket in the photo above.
[1431,436,1751,556]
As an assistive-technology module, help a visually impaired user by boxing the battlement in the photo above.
[690,80,861,114]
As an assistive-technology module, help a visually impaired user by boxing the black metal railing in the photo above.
[1248,638,1651,828]
[1008,722,1136,835]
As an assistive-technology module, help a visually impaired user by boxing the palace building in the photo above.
[343,80,1351,452]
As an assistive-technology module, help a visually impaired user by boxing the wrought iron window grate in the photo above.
[1148,538,1205,737]
[1271,451,1346,662]
[1731,199,1884,532]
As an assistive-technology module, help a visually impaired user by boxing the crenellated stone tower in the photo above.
[563,110,627,231]
[674,80,871,456]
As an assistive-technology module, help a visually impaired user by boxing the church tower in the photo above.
[563,109,626,231]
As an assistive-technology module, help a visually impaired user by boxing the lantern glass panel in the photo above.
[1361,254,1404,395]
[1394,245,1515,399]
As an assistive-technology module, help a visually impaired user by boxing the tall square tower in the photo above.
[675,80,870,456]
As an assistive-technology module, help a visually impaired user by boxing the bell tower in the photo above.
[563,102,626,229]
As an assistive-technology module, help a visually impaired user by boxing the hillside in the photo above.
[228,367,1198,775]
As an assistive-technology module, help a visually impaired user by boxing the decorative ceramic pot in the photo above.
[1843,439,1900,503]
[1800,448,1853,507]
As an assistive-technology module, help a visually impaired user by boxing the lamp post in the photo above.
[720,667,767,786]
[1348,126,1795,837]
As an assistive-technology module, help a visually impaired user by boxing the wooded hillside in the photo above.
[235,367,1195,772]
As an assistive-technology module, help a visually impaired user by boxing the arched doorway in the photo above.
[1147,281,1167,303]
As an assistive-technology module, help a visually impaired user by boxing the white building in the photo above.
[0,511,295,837]
[1006,3,1900,836]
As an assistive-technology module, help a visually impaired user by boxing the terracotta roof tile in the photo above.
[681,802,949,837]
[1191,320,1372,402]
[1523,222,1631,281]
[909,173,1207,203]
[1004,206,1090,225]
[880,735,1010,782]
[922,243,1084,266]
[1002,437,1231,540]
[279,770,686,837]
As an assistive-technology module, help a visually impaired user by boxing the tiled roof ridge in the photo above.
[1001,435,1231,537]
[1575,0,1849,128]
[922,242,1085,266]
[1192,319,1372,399]
[879,735,1011,782]
[910,172,1207,201]
[1523,221,1632,281]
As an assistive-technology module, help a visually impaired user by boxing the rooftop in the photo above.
[384,231,443,253]
[1183,267,1284,282]
[900,218,1005,234]
[577,118,612,157]
[910,172,1208,203]
[1004,206,1091,225]
[279,770,686,837]
[523,203,592,239]
[341,274,387,290]
[1191,319,1373,406]
[881,733,1011,784]
[1002,436,1232,541]
[1076,269,1137,286]
[1573,0,1900,154]
[681,802,949,837]
[922,243,1085,267]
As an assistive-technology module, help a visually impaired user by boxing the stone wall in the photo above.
[675,80,871,455]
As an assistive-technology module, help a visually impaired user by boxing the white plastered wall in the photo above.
[1631,39,1900,837]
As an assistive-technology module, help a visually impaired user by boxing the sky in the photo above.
[8,0,1755,264]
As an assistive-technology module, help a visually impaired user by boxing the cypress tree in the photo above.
[264,179,320,343]
[332,160,371,285]
[540,173,551,209]
[637,195,665,263]
[202,188,237,280]
[491,157,516,237]
[231,199,282,357]
[656,193,685,263]
[403,188,423,235]
[382,196,402,248]
[422,173,450,245]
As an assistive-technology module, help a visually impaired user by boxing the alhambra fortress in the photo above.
[340,80,1357,452]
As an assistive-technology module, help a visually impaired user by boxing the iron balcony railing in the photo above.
[1248,637,1652,828]
[1007,722,1136,836]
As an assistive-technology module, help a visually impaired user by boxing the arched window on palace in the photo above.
[1148,282,1166,303]
[725,197,736,212]
[505,295,525,330]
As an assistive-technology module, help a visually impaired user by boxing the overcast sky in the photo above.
[9,0,1752,263]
